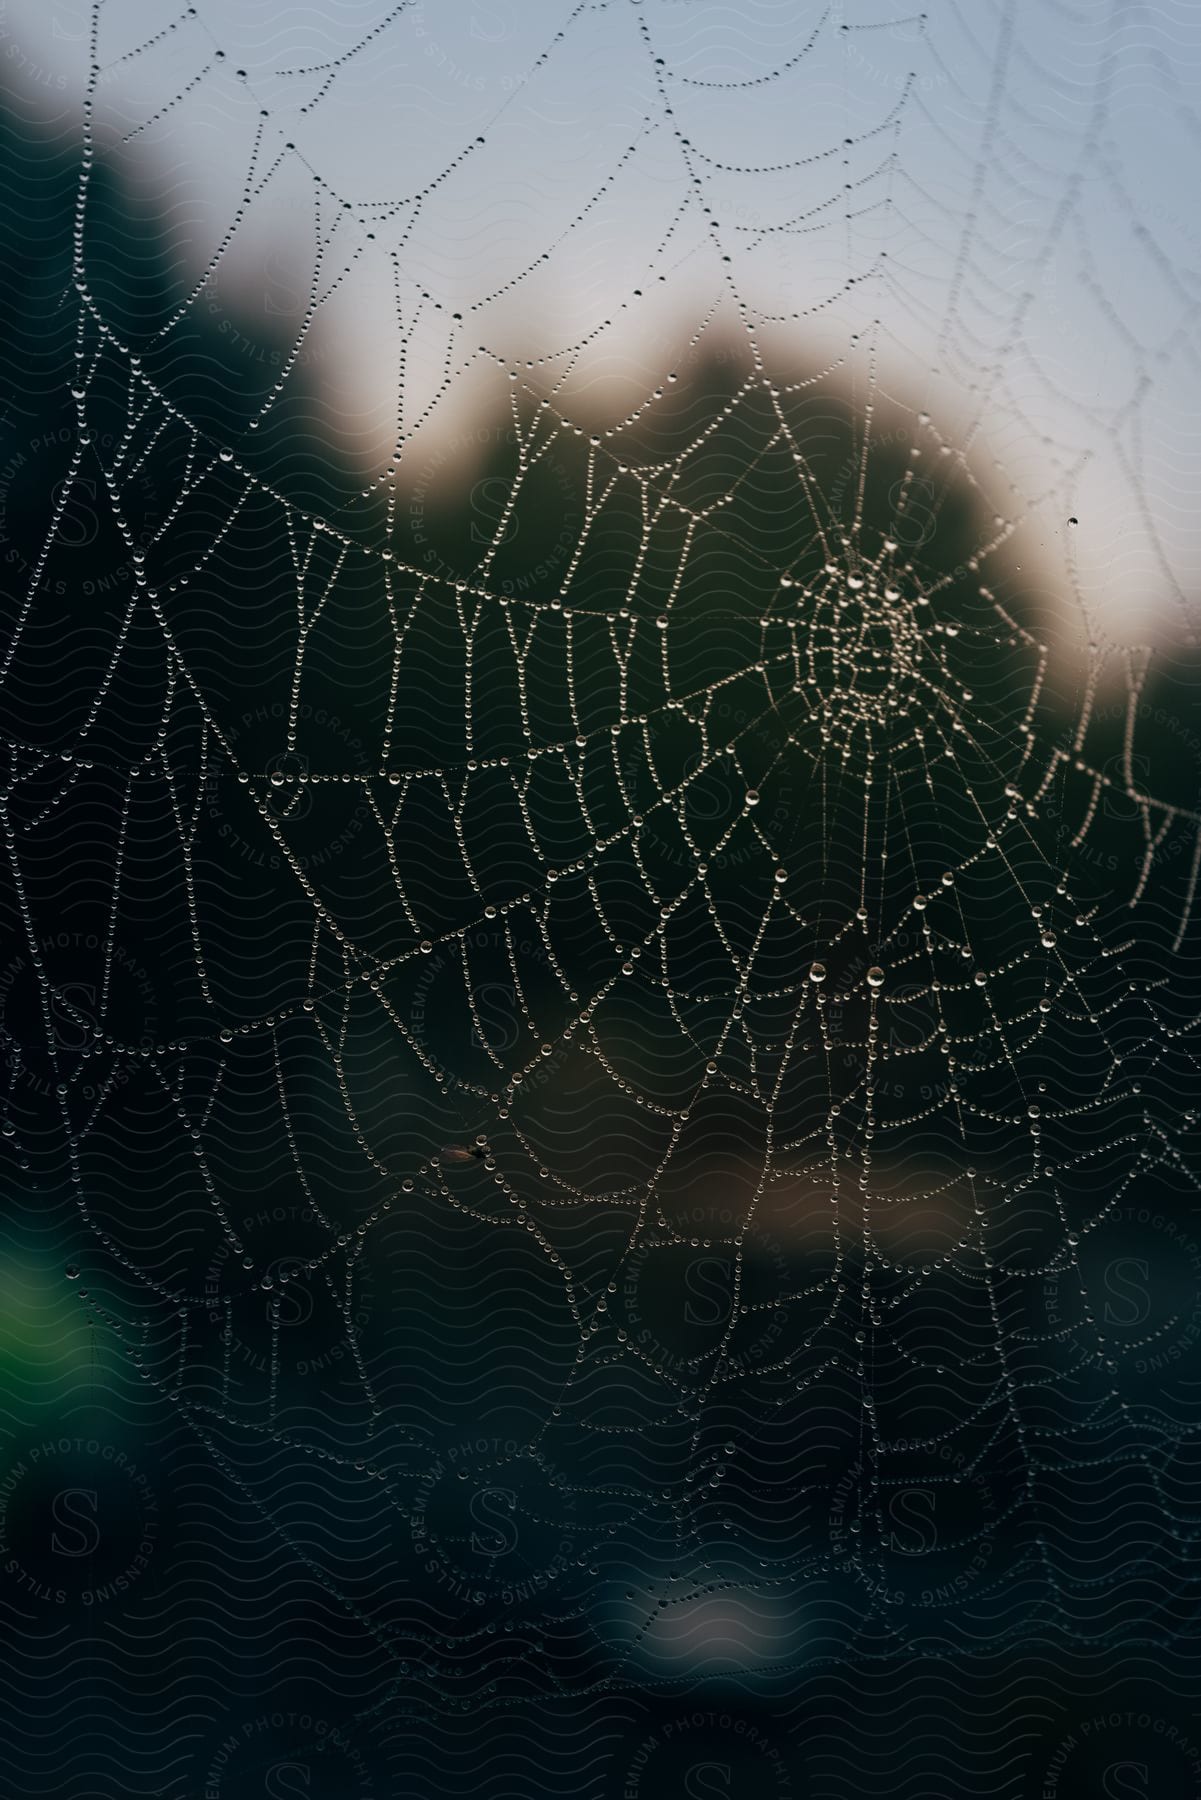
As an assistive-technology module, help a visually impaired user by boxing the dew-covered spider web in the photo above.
[3,0,1201,1769]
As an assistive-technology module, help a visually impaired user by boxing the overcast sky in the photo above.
[6,0,1201,636]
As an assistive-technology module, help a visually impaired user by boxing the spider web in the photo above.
[4,0,1201,1728]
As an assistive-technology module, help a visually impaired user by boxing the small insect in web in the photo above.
[439,1142,487,1165]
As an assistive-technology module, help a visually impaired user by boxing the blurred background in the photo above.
[1,3,1200,1796]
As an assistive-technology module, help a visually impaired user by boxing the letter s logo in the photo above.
[262,253,310,321]
[470,1485,518,1557]
[887,474,937,548]
[888,1487,937,1554]
[263,751,313,821]
[1102,1762,1149,1799]
[469,476,518,545]
[51,1488,100,1558]
[51,475,99,549]
[50,982,97,1051]
[470,2,509,43]
[685,1763,731,1799]
[265,1259,312,1328]
[472,981,521,1052]
[684,1256,731,1327]
[265,1764,311,1798]
[1103,1259,1150,1328]
[887,983,930,1050]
